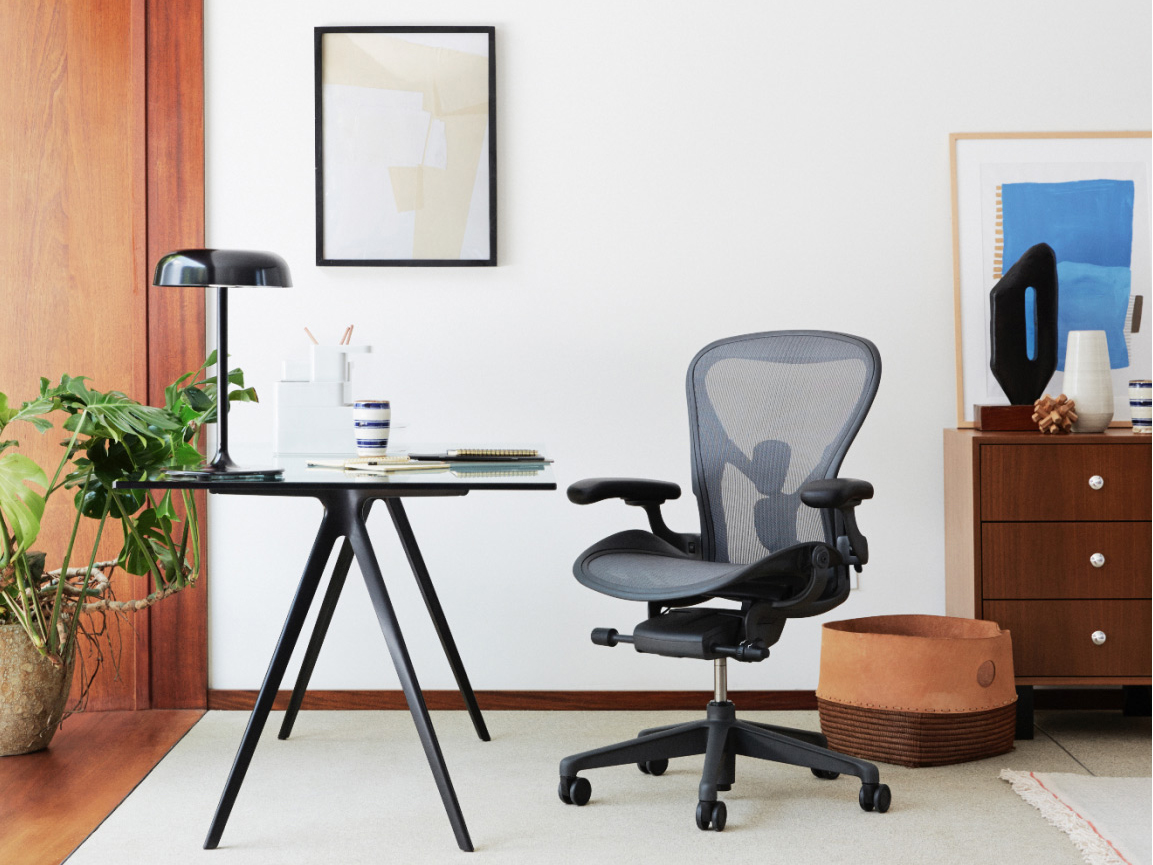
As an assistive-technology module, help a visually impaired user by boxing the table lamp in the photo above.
[153,249,291,480]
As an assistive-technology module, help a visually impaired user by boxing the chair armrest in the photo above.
[799,478,873,570]
[567,477,681,506]
[568,477,697,556]
[799,478,873,510]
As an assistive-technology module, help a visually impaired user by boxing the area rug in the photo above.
[1000,770,1151,865]
[68,710,1110,864]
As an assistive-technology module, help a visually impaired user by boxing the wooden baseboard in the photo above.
[205,686,1136,712]
[207,689,819,711]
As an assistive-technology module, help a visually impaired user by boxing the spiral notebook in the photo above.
[407,448,552,463]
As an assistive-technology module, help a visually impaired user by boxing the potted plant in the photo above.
[0,353,256,755]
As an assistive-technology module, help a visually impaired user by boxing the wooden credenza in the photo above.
[943,429,1152,736]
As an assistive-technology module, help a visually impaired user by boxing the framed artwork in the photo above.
[315,26,496,266]
[950,132,1152,426]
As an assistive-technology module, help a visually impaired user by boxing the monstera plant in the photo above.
[0,353,256,754]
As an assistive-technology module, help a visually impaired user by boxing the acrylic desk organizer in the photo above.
[274,344,371,455]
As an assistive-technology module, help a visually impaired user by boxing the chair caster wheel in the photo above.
[695,799,726,831]
[859,783,891,813]
[637,759,668,776]
[559,775,591,806]
[811,768,840,780]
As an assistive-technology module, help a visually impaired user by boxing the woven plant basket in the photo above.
[816,615,1016,768]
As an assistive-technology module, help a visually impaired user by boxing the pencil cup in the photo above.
[1129,380,1152,433]
[353,400,390,455]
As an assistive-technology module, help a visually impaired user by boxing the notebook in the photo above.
[307,457,450,473]
[407,448,551,463]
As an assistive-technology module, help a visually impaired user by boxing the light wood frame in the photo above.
[949,131,1152,427]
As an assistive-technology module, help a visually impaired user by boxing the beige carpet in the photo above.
[67,710,1148,864]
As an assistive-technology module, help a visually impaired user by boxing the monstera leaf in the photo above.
[0,391,55,438]
[0,452,48,553]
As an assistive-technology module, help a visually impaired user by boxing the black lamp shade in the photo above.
[153,249,292,288]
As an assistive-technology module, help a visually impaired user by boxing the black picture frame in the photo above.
[315,26,497,267]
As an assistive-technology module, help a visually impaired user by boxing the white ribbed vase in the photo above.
[1064,331,1114,433]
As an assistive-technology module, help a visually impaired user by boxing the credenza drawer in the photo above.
[980,445,1152,521]
[984,600,1152,677]
[982,522,1153,599]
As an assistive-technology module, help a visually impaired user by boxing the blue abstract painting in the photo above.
[1002,179,1135,370]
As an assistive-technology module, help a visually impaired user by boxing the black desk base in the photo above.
[206,489,484,852]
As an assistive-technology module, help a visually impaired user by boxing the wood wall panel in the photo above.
[144,0,207,710]
[1,0,147,711]
[2,0,206,711]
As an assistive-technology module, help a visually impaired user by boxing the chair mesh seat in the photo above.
[577,530,749,600]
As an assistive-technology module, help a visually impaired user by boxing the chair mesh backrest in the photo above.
[687,332,880,564]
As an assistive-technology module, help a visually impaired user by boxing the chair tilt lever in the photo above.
[591,626,768,661]
[591,628,633,647]
[712,642,769,662]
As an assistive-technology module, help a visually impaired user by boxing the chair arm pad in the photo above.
[799,478,874,510]
[567,477,682,506]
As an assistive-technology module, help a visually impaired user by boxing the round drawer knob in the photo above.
[1089,475,1105,490]
[1091,630,1107,646]
[1090,553,1106,568]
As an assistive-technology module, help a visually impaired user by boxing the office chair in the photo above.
[557,331,889,831]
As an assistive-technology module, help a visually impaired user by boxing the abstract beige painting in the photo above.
[316,28,495,265]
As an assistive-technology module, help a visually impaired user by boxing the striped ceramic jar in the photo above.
[1129,380,1151,433]
[353,400,390,454]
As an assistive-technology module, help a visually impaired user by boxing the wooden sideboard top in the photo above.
[945,428,1151,445]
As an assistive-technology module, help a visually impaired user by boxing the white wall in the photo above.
[204,0,1152,692]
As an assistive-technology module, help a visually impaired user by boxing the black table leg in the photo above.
[387,499,490,742]
[205,514,339,850]
[348,499,474,853]
[278,539,355,740]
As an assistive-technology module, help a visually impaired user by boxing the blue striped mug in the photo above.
[1129,381,1151,433]
[353,400,391,454]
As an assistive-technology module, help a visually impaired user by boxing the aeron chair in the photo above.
[557,331,890,831]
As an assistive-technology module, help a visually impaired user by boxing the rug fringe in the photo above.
[1000,770,1132,865]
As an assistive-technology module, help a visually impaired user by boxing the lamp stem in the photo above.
[208,285,237,471]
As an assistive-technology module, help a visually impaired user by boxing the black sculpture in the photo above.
[989,242,1059,404]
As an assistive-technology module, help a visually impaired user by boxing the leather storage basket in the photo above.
[816,615,1016,768]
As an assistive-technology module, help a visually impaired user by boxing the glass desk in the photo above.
[118,456,556,852]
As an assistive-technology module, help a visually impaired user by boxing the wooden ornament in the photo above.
[1031,393,1078,434]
